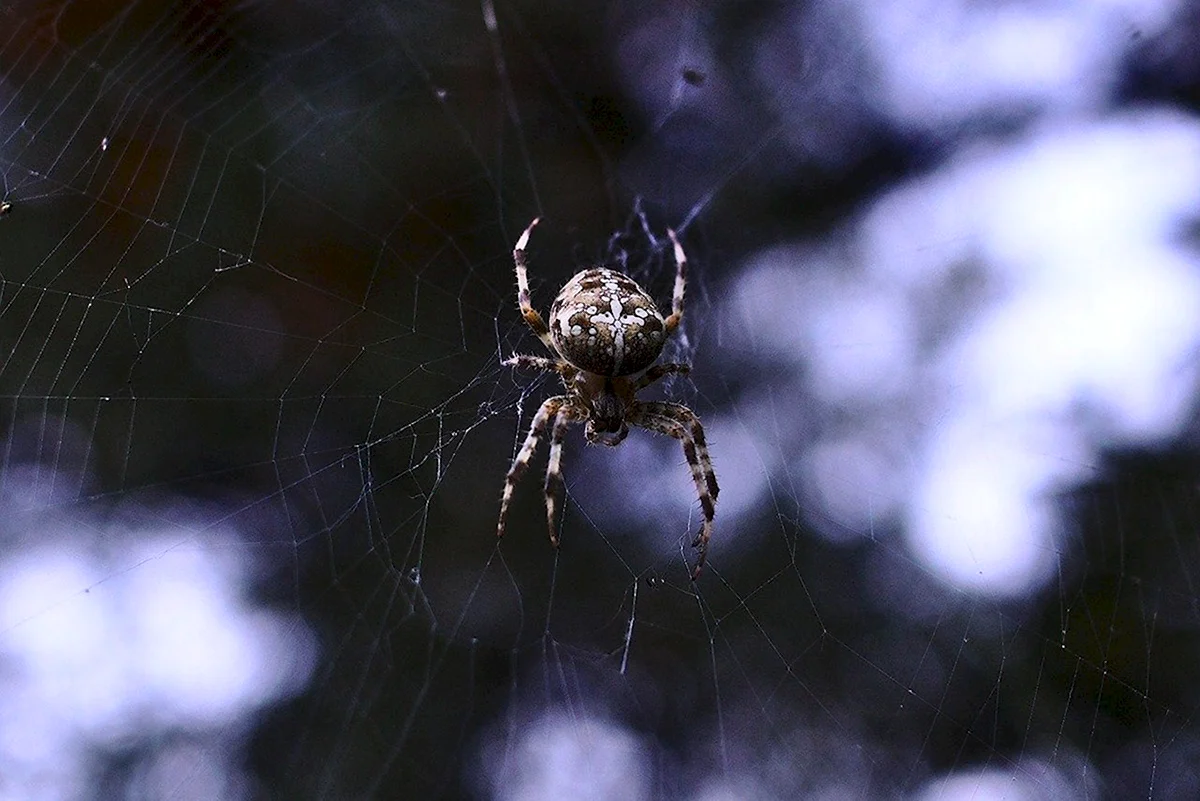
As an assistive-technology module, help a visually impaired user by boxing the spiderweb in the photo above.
[2,0,1200,798]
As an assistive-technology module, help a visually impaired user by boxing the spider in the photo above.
[496,217,719,579]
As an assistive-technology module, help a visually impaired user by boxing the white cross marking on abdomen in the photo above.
[609,296,625,373]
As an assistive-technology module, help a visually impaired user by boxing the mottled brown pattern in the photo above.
[549,267,667,376]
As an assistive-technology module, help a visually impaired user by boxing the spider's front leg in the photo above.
[512,218,557,353]
[663,228,687,334]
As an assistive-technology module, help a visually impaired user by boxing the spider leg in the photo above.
[504,354,577,381]
[634,362,689,391]
[543,411,573,547]
[497,396,566,540]
[641,402,719,503]
[513,218,557,353]
[662,228,687,334]
[633,401,718,579]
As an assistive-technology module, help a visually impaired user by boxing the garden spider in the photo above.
[496,218,719,579]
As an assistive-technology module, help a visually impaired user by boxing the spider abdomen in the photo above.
[549,268,666,376]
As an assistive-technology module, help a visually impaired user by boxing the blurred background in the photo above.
[2,0,1200,798]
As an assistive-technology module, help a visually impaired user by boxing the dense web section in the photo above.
[2,0,1200,798]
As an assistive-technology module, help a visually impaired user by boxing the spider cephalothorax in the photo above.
[496,218,719,579]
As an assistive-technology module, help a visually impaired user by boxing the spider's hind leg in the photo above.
[497,396,566,540]
[633,401,719,579]
[543,411,574,547]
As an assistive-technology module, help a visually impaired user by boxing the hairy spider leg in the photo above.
[663,228,687,334]
[503,354,577,381]
[543,411,573,547]
[643,401,720,506]
[634,362,690,391]
[513,217,556,353]
[497,395,565,539]
[637,402,719,579]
